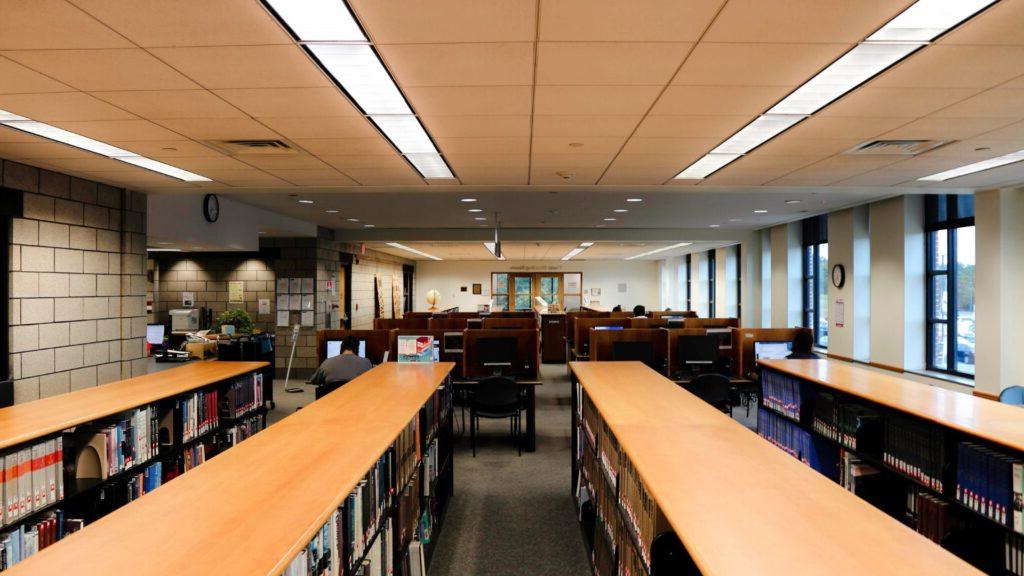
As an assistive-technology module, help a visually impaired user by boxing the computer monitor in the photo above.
[706,327,733,349]
[443,331,464,353]
[677,335,719,376]
[476,337,517,373]
[146,323,165,346]
[594,325,624,330]
[612,341,656,369]
[754,341,793,360]
[326,339,367,359]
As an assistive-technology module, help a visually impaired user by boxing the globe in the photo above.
[426,289,441,311]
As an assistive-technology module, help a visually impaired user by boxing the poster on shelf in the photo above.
[182,292,194,307]
[397,335,435,363]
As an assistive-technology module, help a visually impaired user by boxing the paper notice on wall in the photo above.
[300,311,314,327]
[258,298,270,315]
[289,278,302,293]
[182,292,194,307]
[301,277,314,294]
[277,294,289,310]
[301,294,314,311]
[276,310,290,327]
[277,278,289,293]
[289,294,302,311]
[228,281,244,303]
[835,298,845,328]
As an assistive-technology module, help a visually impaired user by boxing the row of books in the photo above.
[955,442,1023,532]
[422,439,440,499]
[395,416,419,490]
[223,415,263,447]
[125,462,163,502]
[598,420,619,490]
[181,443,207,474]
[84,406,159,481]
[883,416,945,492]
[839,450,881,496]
[340,452,395,572]
[1009,533,1024,576]
[282,515,333,576]
[618,453,661,572]
[758,408,840,480]
[421,383,452,444]
[760,368,810,421]
[181,389,219,443]
[811,393,882,452]
[591,504,617,576]
[2,439,63,525]
[0,511,82,571]
[911,488,952,545]
[222,374,263,420]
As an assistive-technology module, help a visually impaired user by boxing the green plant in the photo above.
[215,308,254,334]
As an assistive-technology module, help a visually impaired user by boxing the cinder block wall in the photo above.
[5,160,148,403]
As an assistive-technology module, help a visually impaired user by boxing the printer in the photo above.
[169,308,200,332]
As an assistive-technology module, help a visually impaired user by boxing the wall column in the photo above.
[827,205,870,361]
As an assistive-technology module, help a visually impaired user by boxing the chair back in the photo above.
[683,373,731,412]
[473,376,520,410]
[999,385,1024,405]
[316,379,351,400]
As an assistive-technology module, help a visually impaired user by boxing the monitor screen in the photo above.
[443,331,464,353]
[594,325,624,331]
[677,335,718,366]
[146,323,165,346]
[327,339,367,359]
[612,341,655,368]
[755,341,793,360]
[397,335,435,363]
[706,327,733,348]
[477,337,517,367]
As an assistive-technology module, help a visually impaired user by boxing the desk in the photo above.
[452,379,542,452]
[570,361,980,575]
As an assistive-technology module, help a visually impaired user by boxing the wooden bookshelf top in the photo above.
[8,361,454,576]
[570,361,981,576]
[0,361,268,451]
[758,359,1024,454]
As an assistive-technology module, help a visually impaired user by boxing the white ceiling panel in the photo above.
[402,86,533,116]
[379,43,534,87]
[0,0,134,49]
[532,115,641,138]
[91,90,245,119]
[531,136,628,155]
[633,115,749,139]
[534,86,662,116]
[3,49,200,92]
[50,119,188,142]
[0,92,136,121]
[349,0,537,44]
[153,118,284,140]
[873,46,1024,89]
[0,56,73,94]
[434,137,530,155]
[292,138,396,156]
[673,43,850,86]
[536,43,691,86]
[705,0,914,43]
[421,116,532,138]
[214,87,360,118]
[650,85,790,116]
[258,117,378,141]
[149,46,331,89]
[539,0,725,42]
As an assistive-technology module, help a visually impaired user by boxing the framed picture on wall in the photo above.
[472,283,482,295]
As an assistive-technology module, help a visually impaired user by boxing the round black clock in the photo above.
[203,194,220,223]
[831,263,846,288]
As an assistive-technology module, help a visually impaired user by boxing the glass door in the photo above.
[511,274,533,311]
[537,275,561,309]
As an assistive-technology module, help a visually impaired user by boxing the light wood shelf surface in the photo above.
[758,359,1024,453]
[0,361,268,451]
[8,362,454,576]
[570,361,980,576]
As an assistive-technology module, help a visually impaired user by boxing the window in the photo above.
[491,273,509,312]
[512,274,533,310]
[735,244,742,320]
[707,249,716,318]
[539,275,560,308]
[926,195,975,377]
[685,254,692,310]
[677,260,687,311]
[490,272,583,311]
[802,215,828,348]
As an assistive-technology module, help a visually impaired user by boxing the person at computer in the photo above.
[786,331,820,360]
[310,336,372,388]
[612,305,622,312]
[633,304,647,318]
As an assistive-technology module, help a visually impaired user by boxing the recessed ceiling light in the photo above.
[562,242,594,261]
[146,248,182,252]
[596,224,605,228]
[728,218,743,222]
[461,198,477,203]
[158,241,172,245]
[603,218,616,221]
[468,208,482,213]
[264,0,366,42]
[675,153,741,180]
[474,217,486,221]
[347,218,359,222]
[709,224,721,228]
[785,200,802,205]
[626,198,643,202]
[919,148,1024,181]
[386,242,442,261]
[613,209,628,213]
[298,199,314,204]
[625,242,693,261]
[325,209,338,213]
[364,224,375,228]
[754,209,768,214]
[484,242,506,261]
[867,0,997,43]
[711,114,805,155]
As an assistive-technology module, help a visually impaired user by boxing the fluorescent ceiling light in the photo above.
[370,115,437,154]
[625,242,693,261]
[484,242,506,261]
[146,248,182,252]
[711,114,805,155]
[769,43,921,115]
[0,109,27,122]
[918,149,1024,181]
[674,154,740,180]
[405,153,453,179]
[562,242,595,261]
[626,198,643,202]
[115,156,210,182]
[264,0,366,42]
[310,44,410,115]
[386,242,442,261]
[867,0,997,42]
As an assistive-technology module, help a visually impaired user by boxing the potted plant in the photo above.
[215,308,254,336]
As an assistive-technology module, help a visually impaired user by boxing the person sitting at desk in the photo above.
[633,304,647,318]
[309,336,372,388]
[787,331,821,360]
[612,305,622,312]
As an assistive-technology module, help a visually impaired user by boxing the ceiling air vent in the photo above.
[845,139,952,156]
[205,139,300,156]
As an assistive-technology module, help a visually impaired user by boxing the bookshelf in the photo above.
[570,361,982,575]
[7,362,455,576]
[0,361,268,569]
[757,359,1024,575]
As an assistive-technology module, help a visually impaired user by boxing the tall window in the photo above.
[707,249,716,318]
[735,244,742,320]
[491,273,509,311]
[802,215,828,348]
[926,195,975,377]
[676,260,687,311]
[685,254,692,310]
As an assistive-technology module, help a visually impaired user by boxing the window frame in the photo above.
[802,215,828,349]
[685,254,692,310]
[925,195,975,378]
[707,249,716,318]
[735,244,742,321]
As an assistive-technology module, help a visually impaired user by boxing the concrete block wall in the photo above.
[5,160,148,403]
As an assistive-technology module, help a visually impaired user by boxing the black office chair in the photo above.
[682,373,733,415]
[469,376,522,457]
[315,379,350,400]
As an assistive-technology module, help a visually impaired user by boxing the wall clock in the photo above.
[203,194,220,223]
[831,263,846,288]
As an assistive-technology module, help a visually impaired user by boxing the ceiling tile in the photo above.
[44,156,149,172]
[268,169,359,187]
[81,170,195,187]
[531,136,627,155]
[532,115,641,138]
[536,42,691,86]
[530,153,617,169]
[619,137,719,156]
[342,167,424,186]
[754,135,861,157]
[539,0,724,42]
[0,56,73,94]
[91,90,246,119]
[434,137,529,155]
[200,169,289,187]
[633,115,749,139]
[117,140,223,158]
[50,119,188,141]
[292,138,395,156]
[880,116,1018,141]
[319,154,408,171]
[821,86,981,118]
[214,87,360,118]
[0,0,134,49]
[530,165,604,185]
[704,0,914,43]
[3,49,200,91]
[403,86,533,116]
[258,117,378,140]
[139,155,250,171]
[673,43,849,86]
[600,162,679,185]
[421,115,532,138]
[0,92,136,121]
[349,0,537,44]
[974,119,1024,141]
[446,153,530,169]
[534,86,662,116]
[149,46,330,89]
[930,89,1024,118]
[704,155,819,185]
[234,155,332,171]
[0,141,97,159]
[780,116,912,140]
[379,43,534,87]
[153,118,284,140]
[70,0,292,47]
[939,0,1024,46]
[457,166,529,185]
[650,85,789,116]
[873,46,1024,89]
[767,156,904,186]
[604,153,697,170]
[924,138,1024,159]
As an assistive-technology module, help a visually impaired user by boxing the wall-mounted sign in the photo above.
[228,281,244,303]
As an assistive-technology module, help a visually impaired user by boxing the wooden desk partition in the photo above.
[373,317,429,330]
[734,327,811,377]
[683,317,739,330]
[315,329,391,365]
[448,311,482,319]
[573,318,632,357]
[541,313,567,363]
[490,311,536,318]
[566,311,607,347]
[629,317,670,329]
[664,328,716,377]
[403,312,433,319]
[588,329,669,374]
[388,328,465,378]
[428,317,470,331]
[462,329,540,380]
[650,310,697,319]
[482,316,537,330]
[569,362,981,576]
[9,363,455,576]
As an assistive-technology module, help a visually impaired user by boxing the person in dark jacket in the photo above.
[786,330,820,360]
